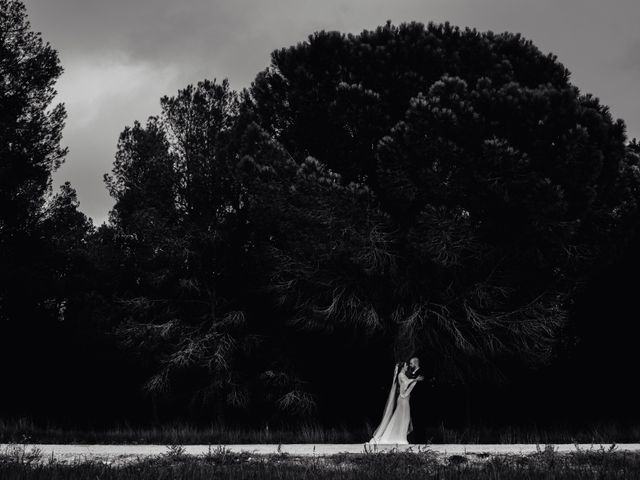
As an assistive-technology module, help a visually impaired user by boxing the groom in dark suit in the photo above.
[406,357,429,443]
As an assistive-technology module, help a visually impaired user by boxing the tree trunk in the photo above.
[464,383,472,428]
[151,393,159,424]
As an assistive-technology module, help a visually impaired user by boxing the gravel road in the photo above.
[3,443,639,464]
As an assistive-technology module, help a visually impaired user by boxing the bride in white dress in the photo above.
[368,362,422,445]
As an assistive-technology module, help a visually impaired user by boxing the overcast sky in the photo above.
[24,0,640,224]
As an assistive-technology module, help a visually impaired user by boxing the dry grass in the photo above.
[2,443,640,479]
[2,418,640,445]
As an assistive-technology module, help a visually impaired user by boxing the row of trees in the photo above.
[2,1,640,426]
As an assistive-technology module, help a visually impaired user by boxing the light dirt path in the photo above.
[3,443,640,464]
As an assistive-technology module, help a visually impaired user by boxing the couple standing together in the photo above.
[368,357,427,445]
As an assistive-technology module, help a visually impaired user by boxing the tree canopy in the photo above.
[248,21,639,382]
[3,5,640,427]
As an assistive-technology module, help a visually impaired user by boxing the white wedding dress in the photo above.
[368,365,419,445]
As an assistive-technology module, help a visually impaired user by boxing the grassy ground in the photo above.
[0,418,363,444]
[2,418,640,445]
[1,443,640,479]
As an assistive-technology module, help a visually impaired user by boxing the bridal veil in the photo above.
[369,363,399,443]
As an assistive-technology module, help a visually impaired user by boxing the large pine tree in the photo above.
[250,21,640,382]
[0,0,97,420]
[1,0,68,321]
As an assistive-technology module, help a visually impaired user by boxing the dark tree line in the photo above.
[2,0,640,429]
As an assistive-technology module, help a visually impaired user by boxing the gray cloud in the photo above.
[23,0,640,223]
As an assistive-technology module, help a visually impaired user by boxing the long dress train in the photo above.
[369,364,399,443]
